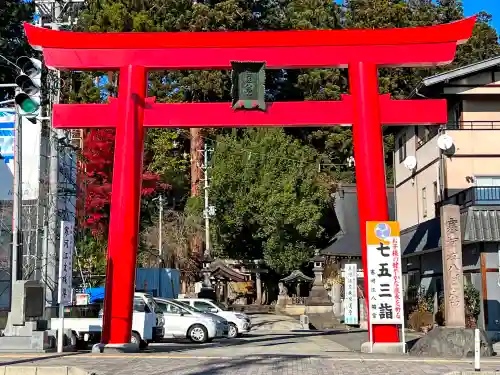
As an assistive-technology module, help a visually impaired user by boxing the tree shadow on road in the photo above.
[178,354,325,375]
[146,329,358,354]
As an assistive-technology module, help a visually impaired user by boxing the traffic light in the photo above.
[15,57,41,119]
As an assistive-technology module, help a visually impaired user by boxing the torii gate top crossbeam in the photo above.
[24,17,475,70]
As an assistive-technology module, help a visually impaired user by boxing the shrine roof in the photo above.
[400,217,442,257]
[401,206,500,258]
[463,207,500,242]
[280,270,314,283]
[321,184,395,257]
[209,260,248,282]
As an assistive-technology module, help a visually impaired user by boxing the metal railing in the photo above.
[446,121,500,130]
[415,121,500,149]
[435,186,500,215]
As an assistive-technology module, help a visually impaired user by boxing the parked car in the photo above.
[176,298,251,338]
[154,298,228,343]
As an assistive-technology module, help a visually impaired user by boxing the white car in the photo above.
[154,298,228,343]
[176,298,251,338]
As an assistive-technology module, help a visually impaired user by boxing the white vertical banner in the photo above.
[57,220,74,353]
[58,221,74,305]
[344,263,358,325]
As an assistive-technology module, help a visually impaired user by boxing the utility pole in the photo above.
[201,143,215,257]
[158,194,163,267]
[12,99,22,282]
[44,7,62,314]
[203,143,210,256]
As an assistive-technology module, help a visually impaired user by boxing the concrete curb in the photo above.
[445,372,499,374]
[0,366,94,375]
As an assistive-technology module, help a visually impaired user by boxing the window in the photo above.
[433,181,438,203]
[193,301,214,312]
[398,132,407,163]
[404,270,421,301]
[165,302,184,314]
[416,126,439,148]
[422,187,427,218]
[450,101,463,129]
[475,176,500,204]
[156,302,167,312]
[133,297,151,313]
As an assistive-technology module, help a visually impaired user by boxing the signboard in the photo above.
[75,293,90,306]
[366,221,404,325]
[58,221,75,305]
[0,108,42,201]
[344,263,358,325]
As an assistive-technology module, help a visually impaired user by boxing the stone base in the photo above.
[91,342,139,353]
[409,327,493,358]
[277,295,287,307]
[0,331,54,353]
[305,305,342,330]
[361,341,406,354]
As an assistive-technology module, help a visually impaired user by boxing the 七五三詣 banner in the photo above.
[366,221,404,325]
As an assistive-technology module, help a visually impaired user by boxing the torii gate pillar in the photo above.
[24,17,475,351]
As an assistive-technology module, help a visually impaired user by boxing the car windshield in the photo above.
[174,301,203,313]
[213,301,229,311]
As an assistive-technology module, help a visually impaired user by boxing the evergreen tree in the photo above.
[209,128,335,272]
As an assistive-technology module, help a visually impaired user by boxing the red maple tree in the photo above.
[77,128,166,237]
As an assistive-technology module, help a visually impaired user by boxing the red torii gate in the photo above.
[24,18,474,349]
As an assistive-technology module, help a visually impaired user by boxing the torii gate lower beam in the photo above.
[24,18,474,350]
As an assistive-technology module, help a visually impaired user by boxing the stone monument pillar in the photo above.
[305,254,340,329]
[332,283,342,317]
[440,204,465,328]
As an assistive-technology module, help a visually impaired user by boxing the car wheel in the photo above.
[188,324,208,343]
[139,340,148,350]
[130,332,141,347]
[228,323,238,338]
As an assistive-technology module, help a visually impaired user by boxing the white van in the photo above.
[51,292,164,350]
[155,298,228,343]
[176,298,251,338]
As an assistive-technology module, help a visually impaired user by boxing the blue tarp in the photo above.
[84,287,105,303]
[84,268,180,303]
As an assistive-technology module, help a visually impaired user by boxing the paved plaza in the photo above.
[1,328,500,374]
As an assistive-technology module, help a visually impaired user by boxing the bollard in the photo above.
[474,328,480,372]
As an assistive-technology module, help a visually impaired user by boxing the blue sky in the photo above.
[463,0,499,32]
